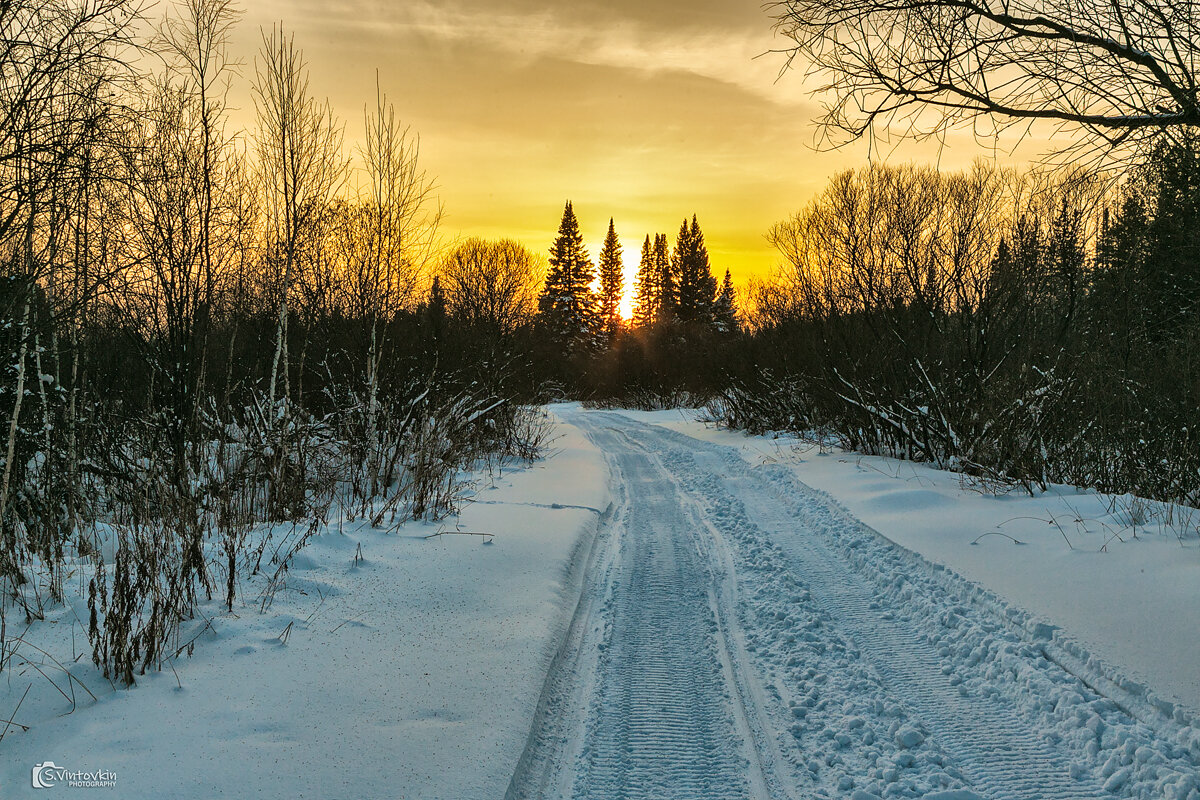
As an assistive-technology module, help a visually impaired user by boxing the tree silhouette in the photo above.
[714,268,738,332]
[674,215,717,323]
[768,0,1200,161]
[633,235,656,328]
[598,218,624,340]
[654,232,674,322]
[539,200,598,349]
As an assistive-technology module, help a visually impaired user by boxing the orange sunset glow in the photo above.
[223,0,1038,299]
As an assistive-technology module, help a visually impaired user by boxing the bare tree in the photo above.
[0,0,141,580]
[355,77,439,491]
[158,0,242,390]
[756,160,1103,473]
[768,0,1200,158]
[439,238,544,337]
[252,23,345,416]
[357,75,439,313]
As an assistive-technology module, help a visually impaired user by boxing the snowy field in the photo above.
[2,404,1199,799]
[1,413,608,799]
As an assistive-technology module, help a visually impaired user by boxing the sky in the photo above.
[224,0,1044,313]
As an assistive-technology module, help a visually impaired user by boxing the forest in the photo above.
[3,0,1200,691]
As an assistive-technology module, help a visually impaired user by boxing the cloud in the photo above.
[293,0,810,108]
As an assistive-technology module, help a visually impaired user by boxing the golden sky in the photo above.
[226,0,1046,307]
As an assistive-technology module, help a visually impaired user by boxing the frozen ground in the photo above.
[0,412,607,799]
[2,404,1199,800]
[510,407,1200,800]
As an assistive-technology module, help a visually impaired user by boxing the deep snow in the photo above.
[635,408,1200,718]
[511,408,1200,800]
[1,412,607,800]
[2,403,1198,800]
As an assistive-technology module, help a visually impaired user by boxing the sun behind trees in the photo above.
[528,201,740,399]
[10,0,1199,702]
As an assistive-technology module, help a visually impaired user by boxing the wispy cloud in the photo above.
[340,0,809,108]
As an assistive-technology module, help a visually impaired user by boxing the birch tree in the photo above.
[0,0,140,582]
[253,24,345,419]
[354,77,439,493]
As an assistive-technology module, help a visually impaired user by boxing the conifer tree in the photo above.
[714,268,738,332]
[654,232,674,322]
[427,274,447,344]
[538,200,598,347]
[598,217,624,340]
[674,215,717,323]
[633,235,656,328]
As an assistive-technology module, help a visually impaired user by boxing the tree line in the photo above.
[6,0,1199,688]
[711,147,1200,511]
[527,201,738,400]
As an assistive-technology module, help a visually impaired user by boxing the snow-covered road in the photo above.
[509,410,1200,800]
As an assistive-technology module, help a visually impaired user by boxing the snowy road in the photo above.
[507,410,1200,800]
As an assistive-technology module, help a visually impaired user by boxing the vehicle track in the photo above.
[509,409,1197,800]
[642,427,1103,799]
[568,426,776,800]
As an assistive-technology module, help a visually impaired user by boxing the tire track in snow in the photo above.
[611,414,1200,800]
[569,425,764,800]
[634,419,1107,798]
[508,416,794,800]
[511,410,1197,800]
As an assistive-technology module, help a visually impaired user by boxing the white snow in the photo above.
[3,402,1199,800]
[567,408,1198,800]
[625,407,1200,719]
[0,410,607,800]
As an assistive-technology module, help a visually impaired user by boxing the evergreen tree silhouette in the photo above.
[714,268,737,332]
[633,235,656,328]
[674,215,717,323]
[654,232,674,322]
[539,200,598,348]
[598,217,624,340]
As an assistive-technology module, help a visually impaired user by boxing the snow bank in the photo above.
[613,408,1200,720]
[0,408,607,800]
[621,410,1199,800]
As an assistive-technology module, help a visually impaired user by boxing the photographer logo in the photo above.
[32,761,117,790]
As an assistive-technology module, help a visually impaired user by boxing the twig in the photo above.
[999,513,1073,549]
[171,617,215,659]
[9,636,98,703]
[423,530,494,541]
[970,531,1025,545]
[304,588,327,625]
[0,684,32,742]
[15,655,73,706]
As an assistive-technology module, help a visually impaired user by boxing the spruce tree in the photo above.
[714,268,737,332]
[633,235,656,328]
[654,232,674,322]
[598,218,624,340]
[670,219,691,319]
[674,215,717,323]
[539,201,598,347]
